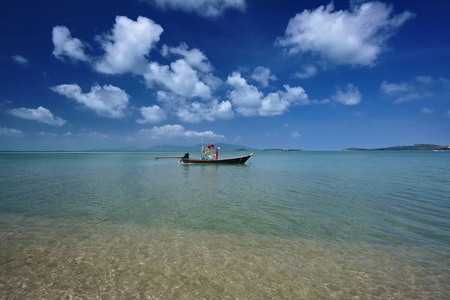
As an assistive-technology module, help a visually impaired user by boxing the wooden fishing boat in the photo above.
[155,144,254,164]
[180,153,254,164]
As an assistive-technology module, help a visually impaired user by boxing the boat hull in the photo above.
[181,154,253,164]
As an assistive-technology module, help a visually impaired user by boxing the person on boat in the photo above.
[180,153,189,163]
[201,146,206,160]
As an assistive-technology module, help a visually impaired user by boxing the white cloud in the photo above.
[154,90,233,123]
[176,99,234,123]
[380,81,410,95]
[0,126,23,137]
[212,100,234,120]
[291,132,301,138]
[227,72,310,116]
[201,72,223,91]
[52,26,89,62]
[281,85,311,106]
[162,43,212,73]
[156,90,187,111]
[251,66,277,87]
[76,130,110,139]
[154,43,221,100]
[137,105,167,124]
[144,43,219,101]
[415,76,450,88]
[37,131,59,137]
[184,129,224,139]
[12,55,29,65]
[421,107,434,114]
[294,65,318,79]
[380,80,417,104]
[227,72,264,116]
[380,76,449,104]
[148,0,247,18]
[144,59,212,99]
[259,93,289,116]
[9,106,67,127]
[331,84,361,105]
[260,85,310,116]
[52,84,129,118]
[415,76,433,85]
[95,16,163,74]
[138,124,225,139]
[277,1,415,66]
[393,93,423,104]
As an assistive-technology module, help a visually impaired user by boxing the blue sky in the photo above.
[1,0,449,150]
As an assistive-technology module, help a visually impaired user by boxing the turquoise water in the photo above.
[0,151,449,299]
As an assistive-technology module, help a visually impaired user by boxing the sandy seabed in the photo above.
[1,217,448,300]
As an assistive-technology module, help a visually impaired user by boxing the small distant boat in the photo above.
[155,144,254,164]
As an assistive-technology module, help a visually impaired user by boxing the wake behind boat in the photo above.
[155,144,254,164]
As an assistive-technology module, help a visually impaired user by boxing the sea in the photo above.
[0,151,449,299]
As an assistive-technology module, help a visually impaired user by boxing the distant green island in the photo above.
[344,144,450,151]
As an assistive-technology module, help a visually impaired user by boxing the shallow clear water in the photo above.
[0,151,449,299]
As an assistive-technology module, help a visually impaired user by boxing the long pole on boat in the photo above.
[154,156,182,160]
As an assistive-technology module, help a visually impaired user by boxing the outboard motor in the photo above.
[183,153,189,159]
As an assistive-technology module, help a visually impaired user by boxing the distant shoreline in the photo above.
[1,144,449,153]
[344,144,450,151]
[262,149,302,152]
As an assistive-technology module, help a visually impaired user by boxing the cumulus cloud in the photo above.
[294,65,318,79]
[9,106,67,127]
[11,55,29,65]
[137,105,167,124]
[281,85,311,106]
[154,90,233,123]
[251,66,277,87]
[331,84,361,105]
[144,59,212,99]
[52,26,90,62]
[0,126,23,137]
[276,1,415,66]
[144,43,219,100]
[138,124,225,139]
[176,99,234,123]
[51,84,129,118]
[227,72,310,116]
[95,16,163,74]
[162,43,212,73]
[259,85,310,116]
[147,0,247,18]
[227,72,263,116]
[155,90,188,111]
[259,93,290,117]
